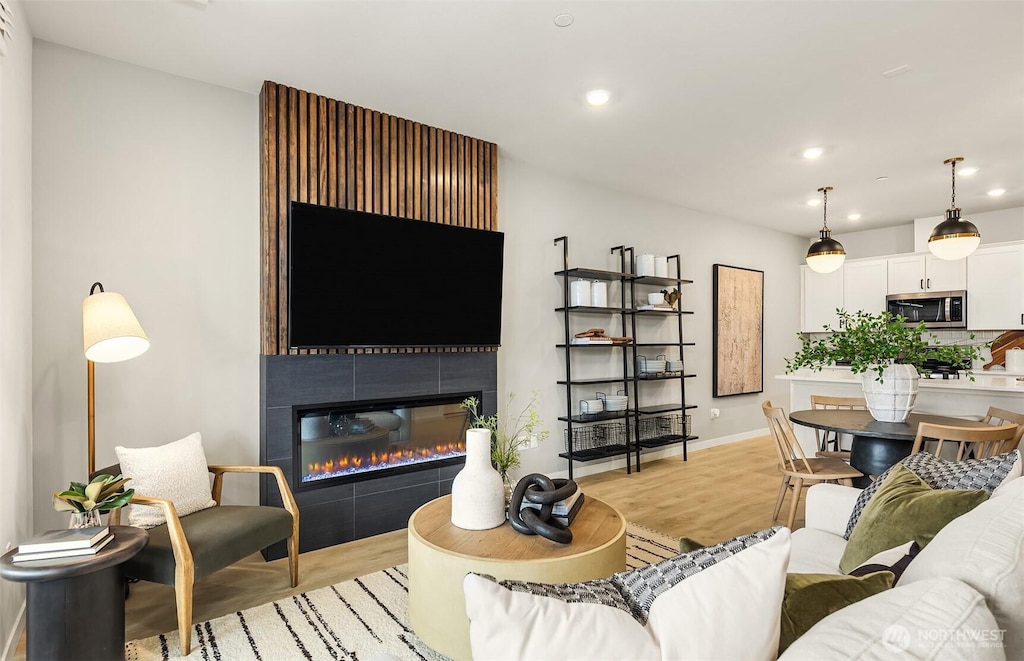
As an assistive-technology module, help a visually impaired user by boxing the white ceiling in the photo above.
[21,0,1024,239]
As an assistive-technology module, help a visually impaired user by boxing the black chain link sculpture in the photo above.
[507,474,578,544]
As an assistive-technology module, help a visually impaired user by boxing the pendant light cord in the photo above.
[950,160,957,209]
[822,188,829,230]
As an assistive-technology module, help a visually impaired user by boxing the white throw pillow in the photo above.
[115,432,217,528]
[463,527,791,661]
[779,577,1004,661]
[900,476,1024,659]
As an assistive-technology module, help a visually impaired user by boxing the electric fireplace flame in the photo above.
[304,442,466,482]
[295,397,473,487]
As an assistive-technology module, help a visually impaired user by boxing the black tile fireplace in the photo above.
[259,352,496,559]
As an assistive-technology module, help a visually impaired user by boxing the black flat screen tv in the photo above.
[288,202,504,348]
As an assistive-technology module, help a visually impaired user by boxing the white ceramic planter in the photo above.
[861,363,920,423]
[450,428,506,530]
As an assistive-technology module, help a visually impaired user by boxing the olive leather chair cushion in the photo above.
[125,505,294,585]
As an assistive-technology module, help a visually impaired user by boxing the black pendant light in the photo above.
[928,157,981,260]
[805,186,846,273]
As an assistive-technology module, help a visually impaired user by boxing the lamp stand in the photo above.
[87,359,96,475]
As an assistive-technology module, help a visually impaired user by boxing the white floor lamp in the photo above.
[83,282,150,475]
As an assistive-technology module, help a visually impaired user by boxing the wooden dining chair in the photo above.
[762,401,864,529]
[911,421,1022,460]
[978,409,1024,450]
[810,395,867,459]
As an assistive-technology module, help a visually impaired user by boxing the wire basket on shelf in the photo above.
[562,422,629,461]
[637,413,691,448]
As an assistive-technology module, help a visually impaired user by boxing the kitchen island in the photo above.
[777,368,1024,455]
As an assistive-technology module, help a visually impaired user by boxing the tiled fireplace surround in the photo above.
[259,352,497,560]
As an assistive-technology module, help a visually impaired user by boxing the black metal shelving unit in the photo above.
[554,237,635,479]
[554,237,698,478]
[626,255,699,468]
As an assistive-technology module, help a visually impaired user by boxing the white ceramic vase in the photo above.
[861,363,920,423]
[450,428,506,530]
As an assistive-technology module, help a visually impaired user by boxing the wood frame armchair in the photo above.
[100,464,299,656]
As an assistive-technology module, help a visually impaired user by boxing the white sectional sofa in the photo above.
[781,478,1024,660]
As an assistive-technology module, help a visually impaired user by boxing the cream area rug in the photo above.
[125,522,679,661]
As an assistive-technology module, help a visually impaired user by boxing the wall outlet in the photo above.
[710,408,721,418]
[527,434,539,449]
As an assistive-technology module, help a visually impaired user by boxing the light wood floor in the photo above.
[15,435,794,656]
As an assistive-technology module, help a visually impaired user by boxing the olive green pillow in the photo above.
[678,537,705,554]
[779,571,894,654]
[838,464,988,573]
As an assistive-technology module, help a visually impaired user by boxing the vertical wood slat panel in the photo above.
[260,83,277,355]
[390,116,399,214]
[370,109,380,213]
[380,111,389,216]
[260,81,498,355]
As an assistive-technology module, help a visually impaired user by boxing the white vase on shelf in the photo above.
[450,428,506,530]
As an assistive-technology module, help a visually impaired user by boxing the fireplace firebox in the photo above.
[293,392,477,490]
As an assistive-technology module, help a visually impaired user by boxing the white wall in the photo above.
[32,42,259,532]
[498,157,806,478]
[30,42,808,527]
[0,2,33,657]
[833,223,915,259]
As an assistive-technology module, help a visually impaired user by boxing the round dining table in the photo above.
[788,409,992,487]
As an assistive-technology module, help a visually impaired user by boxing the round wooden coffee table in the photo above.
[408,494,626,661]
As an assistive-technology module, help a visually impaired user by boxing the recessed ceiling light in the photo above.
[847,213,862,221]
[875,176,889,181]
[553,13,574,27]
[806,199,821,207]
[585,89,610,107]
[959,167,979,176]
[988,188,1006,197]
[802,147,824,160]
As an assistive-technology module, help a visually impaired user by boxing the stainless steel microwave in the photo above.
[885,290,966,329]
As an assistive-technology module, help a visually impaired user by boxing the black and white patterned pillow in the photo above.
[844,450,1021,539]
[487,526,781,625]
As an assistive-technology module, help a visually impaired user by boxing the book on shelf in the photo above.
[16,526,110,554]
[12,533,114,562]
[521,491,585,524]
[571,337,613,345]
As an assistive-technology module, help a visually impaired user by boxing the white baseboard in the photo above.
[1,600,25,661]
[548,428,766,481]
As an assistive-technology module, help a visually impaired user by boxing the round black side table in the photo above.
[0,526,148,661]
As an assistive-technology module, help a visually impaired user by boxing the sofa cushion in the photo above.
[463,527,790,661]
[779,577,1005,661]
[789,527,848,575]
[116,432,217,528]
[900,476,1024,659]
[844,450,1021,539]
[839,465,988,573]
[779,572,894,655]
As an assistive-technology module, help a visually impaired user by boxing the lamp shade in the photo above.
[928,209,981,261]
[83,291,150,363]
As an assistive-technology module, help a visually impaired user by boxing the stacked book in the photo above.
[12,526,113,562]
[520,491,585,526]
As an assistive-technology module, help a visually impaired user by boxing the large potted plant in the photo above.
[785,310,986,422]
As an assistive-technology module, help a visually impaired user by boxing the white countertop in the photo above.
[777,368,1024,394]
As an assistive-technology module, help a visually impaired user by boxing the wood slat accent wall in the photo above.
[259,81,499,356]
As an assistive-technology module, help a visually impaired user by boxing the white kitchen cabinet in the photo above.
[842,259,888,316]
[966,243,1024,330]
[801,265,844,332]
[887,253,966,294]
